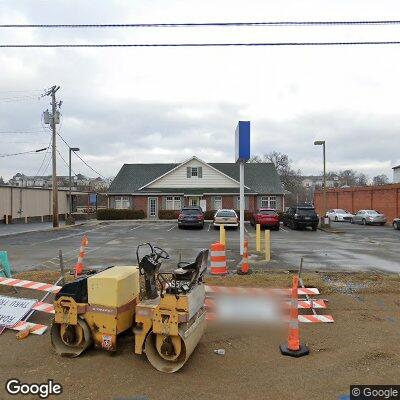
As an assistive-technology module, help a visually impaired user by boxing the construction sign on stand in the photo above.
[0,295,36,328]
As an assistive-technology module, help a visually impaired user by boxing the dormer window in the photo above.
[191,167,198,177]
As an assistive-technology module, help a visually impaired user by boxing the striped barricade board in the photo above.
[0,277,61,293]
[0,278,333,326]
[205,285,320,296]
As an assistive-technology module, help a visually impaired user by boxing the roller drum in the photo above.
[145,310,206,373]
[51,317,92,357]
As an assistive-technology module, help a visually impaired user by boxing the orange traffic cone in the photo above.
[74,235,88,278]
[237,239,251,275]
[279,274,309,357]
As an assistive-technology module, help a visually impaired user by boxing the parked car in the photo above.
[282,205,319,231]
[213,209,238,229]
[326,209,354,222]
[177,207,204,229]
[351,210,387,226]
[392,217,400,230]
[250,208,280,230]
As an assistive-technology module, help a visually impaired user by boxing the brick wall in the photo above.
[314,184,400,222]
[132,196,148,217]
[111,194,265,217]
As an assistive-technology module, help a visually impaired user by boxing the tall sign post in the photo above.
[235,121,250,255]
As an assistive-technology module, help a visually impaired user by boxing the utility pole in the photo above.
[44,85,61,228]
[314,140,327,225]
[69,147,80,217]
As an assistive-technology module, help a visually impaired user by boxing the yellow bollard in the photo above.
[256,224,261,252]
[219,224,226,246]
[265,229,271,261]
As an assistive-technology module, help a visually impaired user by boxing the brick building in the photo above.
[314,184,400,222]
[107,156,284,218]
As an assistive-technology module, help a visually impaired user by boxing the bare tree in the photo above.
[356,173,369,187]
[372,174,389,185]
[249,151,305,205]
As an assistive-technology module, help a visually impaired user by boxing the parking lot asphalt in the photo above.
[0,219,399,274]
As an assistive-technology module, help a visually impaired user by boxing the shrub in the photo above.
[204,210,216,220]
[277,211,284,221]
[97,209,145,220]
[234,210,252,221]
[158,210,180,219]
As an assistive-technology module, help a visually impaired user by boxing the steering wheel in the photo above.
[153,246,170,261]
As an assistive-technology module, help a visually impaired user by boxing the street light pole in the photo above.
[68,147,80,216]
[314,140,327,222]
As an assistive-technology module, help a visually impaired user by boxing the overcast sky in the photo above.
[1,0,400,181]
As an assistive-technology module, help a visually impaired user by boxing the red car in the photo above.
[250,208,280,230]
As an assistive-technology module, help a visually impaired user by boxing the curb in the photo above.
[0,220,93,238]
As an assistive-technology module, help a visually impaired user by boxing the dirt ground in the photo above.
[0,271,399,400]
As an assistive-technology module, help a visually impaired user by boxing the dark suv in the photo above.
[178,207,204,229]
[282,205,319,231]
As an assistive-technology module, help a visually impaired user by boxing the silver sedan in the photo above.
[351,210,387,226]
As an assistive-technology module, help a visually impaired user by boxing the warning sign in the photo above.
[0,295,36,327]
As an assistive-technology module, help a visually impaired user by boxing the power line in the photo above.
[32,136,52,179]
[0,130,48,134]
[2,20,400,28]
[0,147,48,158]
[57,132,105,179]
[1,41,400,48]
[0,94,42,103]
[56,148,77,176]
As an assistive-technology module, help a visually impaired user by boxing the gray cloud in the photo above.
[1,1,400,182]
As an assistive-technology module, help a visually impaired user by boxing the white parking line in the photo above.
[207,223,211,232]
[167,225,176,231]
[130,225,142,230]
[29,224,109,245]
[244,226,248,233]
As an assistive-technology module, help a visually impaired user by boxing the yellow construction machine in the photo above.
[51,243,208,373]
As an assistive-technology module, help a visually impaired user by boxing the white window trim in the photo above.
[115,196,130,209]
[166,196,181,210]
[261,196,277,209]
[214,196,222,210]
[191,167,198,177]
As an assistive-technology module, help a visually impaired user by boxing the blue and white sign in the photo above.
[235,121,250,162]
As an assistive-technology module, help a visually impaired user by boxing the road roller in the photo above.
[50,243,208,373]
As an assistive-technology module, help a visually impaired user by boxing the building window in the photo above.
[115,196,130,209]
[236,196,249,210]
[214,196,222,210]
[236,196,241,210]
[191,167,198,177]
[187,166,202,178]
[166,196,181,210]
[269,196,277,209]
[261,196,277,209]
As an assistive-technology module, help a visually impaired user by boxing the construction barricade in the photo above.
[74,234,89,277]
[210,242,227,275]
[0,251,12,278]
[279,274,310,357]
[237,239,250,275]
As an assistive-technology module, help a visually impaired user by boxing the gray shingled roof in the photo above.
[108,161,283,195]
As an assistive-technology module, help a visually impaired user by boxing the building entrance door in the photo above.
[148,197,158,218]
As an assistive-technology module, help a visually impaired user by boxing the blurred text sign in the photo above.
[0,295,36,327]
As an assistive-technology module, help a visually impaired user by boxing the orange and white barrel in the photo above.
[210,242,227,275]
